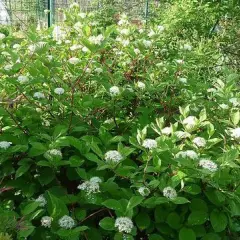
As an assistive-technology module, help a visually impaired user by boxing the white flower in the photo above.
[70,44,82,51]
[65,40,71,44]
[120,28,130,35]
[176,150,198,159]
[229,128,240,140]
[36,195,47,207]
[139,28,144,34]
[82,46,89,53]
[183,44,192,51]
[0,141,12,149]
[229,98,239,106]
[47,149,62,157]
[136,81,145,90]
[52,26,67,41]
[17,75,29,84]
[199,159,218,172]
[33,92,45,99]
[207,88,217,93]
[175,131,191,139]
[54,88,65,95]
[148,30,156,37]
[70,2,79,8]
[193,137,206,147]
[47,55,53,61]
[157,25,165,32]
[161,127,172,135]
[142,139,157,149]
[143,40,152,48]
[219,103,229,109]
[105,150,123,163]
[89,34,104,45]
[13,44,20,49]
[183,116,197,128]
[109,86,120,97]
[58,215,75,229]
[176,59,184,64]
[95,68,103,74]
[37,41,47,48]
[78,12,86,18]
[138,187,150,197]
[104,118,114,124]
[78,177,102,194]
[4,64,13,71]
[68,57,80,65]
[0,33,6,40]
[115,217,133,233]
[41,216,52,228]
[163,186,177,199]
[179,77,187,83]
[134,48,140,55]
[74,22,82,30]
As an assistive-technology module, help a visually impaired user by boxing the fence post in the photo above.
[145,0,149,25]
[47,0,53,27]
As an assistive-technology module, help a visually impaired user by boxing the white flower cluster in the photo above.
[54,88,65,95]
[105,150,123,163]
[161,127,172,135]
[89,34,104,45]
[138,187,150,197]
[229,128,240,140]
[52,26,67,42]
[229,98,239,107]
[199,159,218,172]
[0,33,6,40]
[183,116,197,128]
[134,48,141,55]
[34,92,45,99]
[4,64,13,71]
[17,75,29,84]
[136,81,146,90]
[115,217,133,233]
[178,77,187,84]
[142,139,157,150]
[109,86,120,97]
[68,57,80,65]
[41,216,52,228]
[182,44,192,51]
[0,141,12,149]
[143,40,152,48]
[163,186,177,199]
[70,44,82,51]
[175,131,191,139]
[176,150,198,159]
[36,195,47,207]
[193,137,206,147]
[78,177,102,194]
[58,215,75,229]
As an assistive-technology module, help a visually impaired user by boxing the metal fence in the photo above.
[0,0,152,28]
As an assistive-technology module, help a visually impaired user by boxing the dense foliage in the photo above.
[0,1,240,239]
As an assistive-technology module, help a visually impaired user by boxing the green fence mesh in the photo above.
[0,0,153,28]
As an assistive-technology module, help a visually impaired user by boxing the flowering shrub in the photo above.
[0,1,240,239]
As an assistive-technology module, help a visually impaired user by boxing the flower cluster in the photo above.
[142,139,157,149]
[35,195,47,207]
[0,141,12,150]
[176,150,198,159]
[105,150,123,163]
[41,216,52,228]
[78,177,102,194]
[115,217,133,233]
[138,187,150,197]
[229,128,240,140]
[163,187,177,199]
[109,86,120,97]
[199,159,218,172]
[193,137,206,147]
[58,215,75,229]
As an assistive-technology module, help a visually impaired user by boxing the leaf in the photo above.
[188,211,208,225]
[210,210,228,232]
[53,124,68,139]
[135,212,151,230]
[28,142,47,157]
[171,197,189,204]
[179,227,196,240]
[38,168,55,185]
[99,217,115,230]
[102,199,123,212]
[230,111,240,126]
[143,197,168,207]
[75,209,86,221]
[190,198,208,212]
[166,212,182,229]
[46,192,68,219]
[15,164,31,178]
[127,196,144,210]
[22,202,40,215]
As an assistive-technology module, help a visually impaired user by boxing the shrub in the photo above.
[0,1,240,239]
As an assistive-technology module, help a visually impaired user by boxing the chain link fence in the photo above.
[0,0,154,28]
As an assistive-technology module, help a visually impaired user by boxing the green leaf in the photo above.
[230,111,240,126]
[46,192,68,219]
[171,197,189,204]
[190,199,208,212]
[102,199,123,212]
[53,124,68,139]
[179,227,196,240]
[135,212,151,230]
[143,197,168,207]
[74,209,87,221]
[166,212,181,229]
[38,168,55,185]
[183,184,201,195]
[99,217,115,230]
[202,233,221,240]
[127,196,144,210]
[188,211,208,225]
[15,164,31,178]
[210,210,228,232]
[22,202,40,215]
[28,142,47,157]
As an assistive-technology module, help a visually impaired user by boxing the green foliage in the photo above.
[0,1,240,239]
